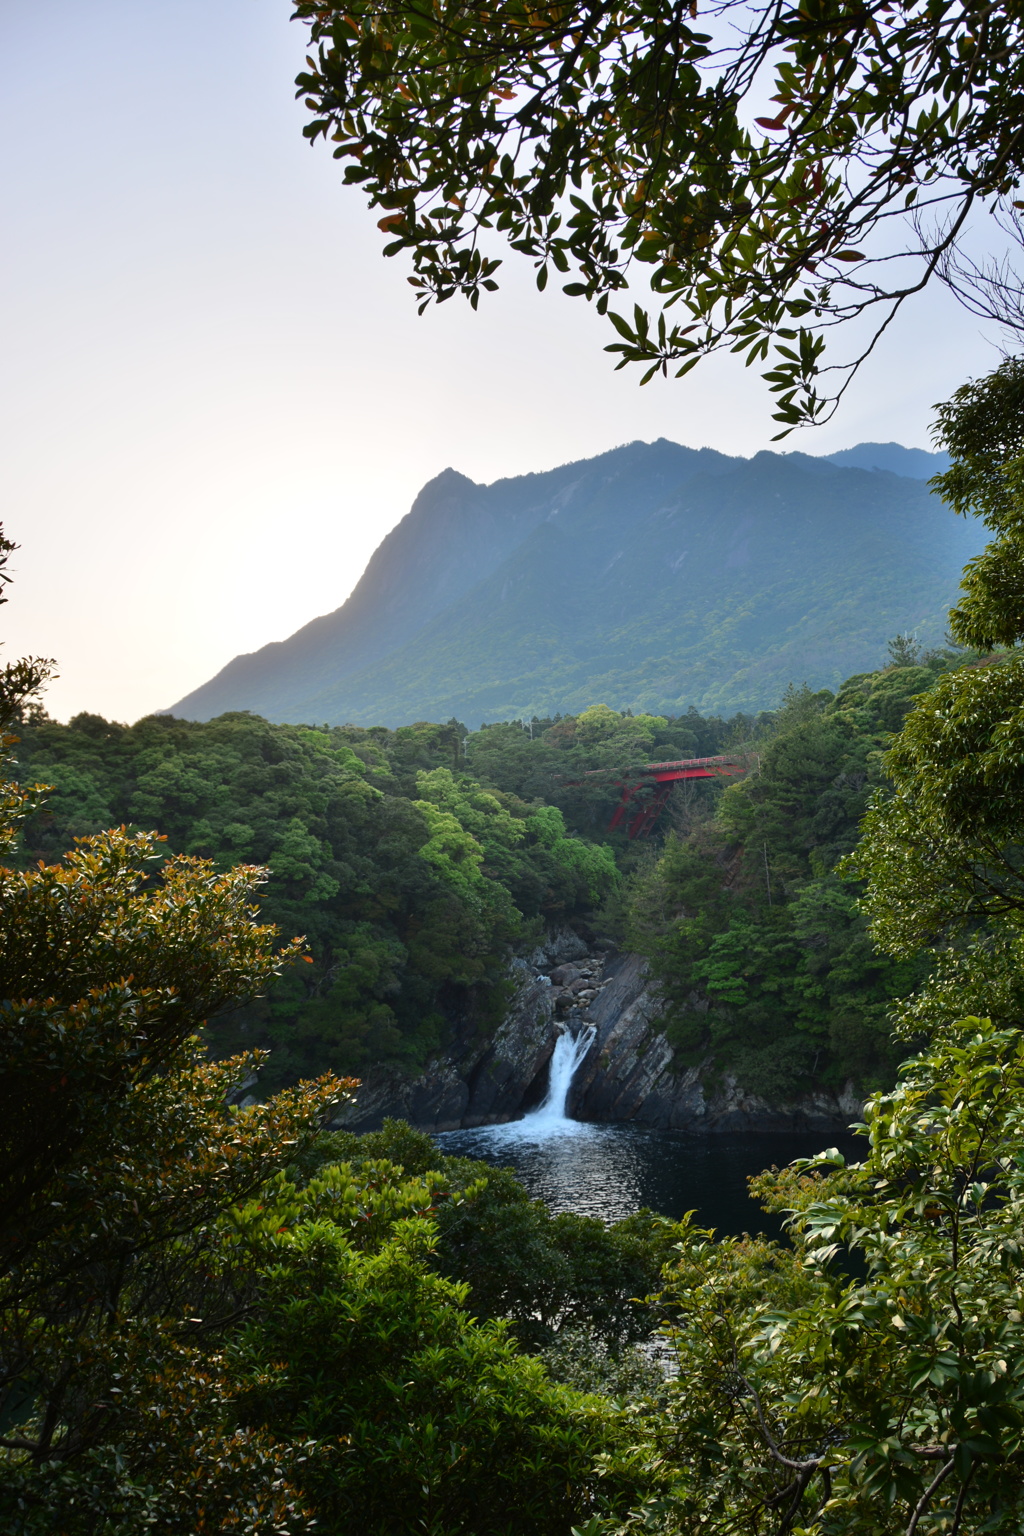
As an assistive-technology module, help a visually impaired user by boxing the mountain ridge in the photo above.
[170,438,977,728]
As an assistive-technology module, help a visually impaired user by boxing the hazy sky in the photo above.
[0,0,1003,723]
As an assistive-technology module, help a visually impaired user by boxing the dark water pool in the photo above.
[436,1119,863,1235]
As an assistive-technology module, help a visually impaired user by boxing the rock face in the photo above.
[332,928,590,1133]
[331,966,557,1134]
[333,937,863,1135]
[571,952,862,1133]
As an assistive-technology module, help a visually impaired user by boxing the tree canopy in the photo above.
[623,667,947,1096]
[589,1020,1024,1534]
[850,358,1024,980]
[293,0,1024,430]
[0,532,351,1531]
[11,703,740,1088]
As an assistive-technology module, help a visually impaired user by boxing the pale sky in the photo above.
[0,0,1002,723]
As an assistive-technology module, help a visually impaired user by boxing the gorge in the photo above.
[332,931,863,1139]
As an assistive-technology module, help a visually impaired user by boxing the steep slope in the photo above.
[172,461,592,723]
[172,441,733,722]
[170,439,982,727]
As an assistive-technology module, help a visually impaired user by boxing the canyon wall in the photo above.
[332,936,862,1135]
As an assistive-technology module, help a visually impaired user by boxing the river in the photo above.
[436,1028,862,1234]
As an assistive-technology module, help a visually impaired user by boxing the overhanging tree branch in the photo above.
[293,0,1024,431]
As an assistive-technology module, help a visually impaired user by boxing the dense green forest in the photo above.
[10,701,738,1088]
[12,709,613,1085]
[8,0,1024,1514]
[14,652,956,1098]
[621,658,960,1096]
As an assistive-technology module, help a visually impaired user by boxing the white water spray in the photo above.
[486,1024,593,1140]
[528,1026,594,1123]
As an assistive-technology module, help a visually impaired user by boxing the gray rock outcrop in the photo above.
[571,952,862,1132]
[333,935,863,1135]
[331,967,558,1133]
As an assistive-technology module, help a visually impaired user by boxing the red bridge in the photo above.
[608,756,747,838]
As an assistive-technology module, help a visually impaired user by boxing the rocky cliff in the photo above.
[332,936,863,1135]
[569,951,863,1133]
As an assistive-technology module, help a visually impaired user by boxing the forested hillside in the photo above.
[9,0,1024,1511]
[10,620,1024,1533]
[16,646,954,1099]
[170,439,977,727]
[621,661,955,1095]
[13,710,616,1087]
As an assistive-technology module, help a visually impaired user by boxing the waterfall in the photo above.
[521,1025,596,1130]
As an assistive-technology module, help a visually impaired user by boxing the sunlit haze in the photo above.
[0,0,1003,722]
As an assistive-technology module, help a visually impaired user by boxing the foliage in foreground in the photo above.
[12,352,1024,1532]
[849,355,1024,1041]
[0,608,655,1532]
[306,1118,682,1354]
[0,843,347,1529]
[228,1158,659,1536]
[587,358,1024,1531]
[586,1020,1024,1535]
[0,560,347,1529]
[293,0,1024,429]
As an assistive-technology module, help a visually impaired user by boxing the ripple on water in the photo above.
[436,1119,863,1233]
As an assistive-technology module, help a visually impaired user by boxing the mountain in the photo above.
[821,442,950,478]
[170,439,983,728]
